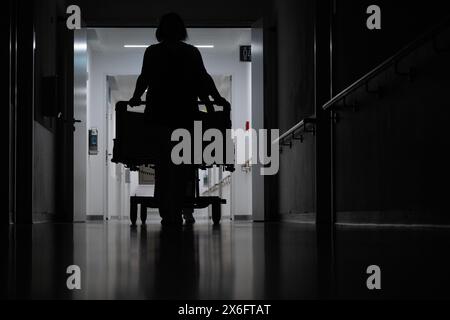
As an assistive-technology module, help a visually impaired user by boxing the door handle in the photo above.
[70,119,81,131]
[57,113,82,123]
[57,113,82,131]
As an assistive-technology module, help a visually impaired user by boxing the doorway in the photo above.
[74,27,256,222]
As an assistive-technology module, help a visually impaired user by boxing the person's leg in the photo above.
[154,162,168,220]
[183,209,195,224]
[157,164,185,226]
[183,167,196,224]
[155,125,181,224]
[162,163,186,225]
[152,124,167,220]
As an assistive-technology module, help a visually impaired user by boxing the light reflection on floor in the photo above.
[1,220,450,299]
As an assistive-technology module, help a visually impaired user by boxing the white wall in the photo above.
[86,44,92,217]
[87,50,142,216]
[105,92,134,219]
[86,30,252,217]
[200,52,253,217]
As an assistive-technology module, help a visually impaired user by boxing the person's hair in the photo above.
[155,12,188,42]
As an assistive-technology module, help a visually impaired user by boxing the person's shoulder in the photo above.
[146,44,158,51]
[144,44,164,57]
[180,42,193,48]
[180,42,199,52]
[144,44,155,54]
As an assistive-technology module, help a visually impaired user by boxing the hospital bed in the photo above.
[112,100,234,226]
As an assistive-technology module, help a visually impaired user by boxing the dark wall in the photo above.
[13,0,35,223]
[273,0,316,215]
[331,1,450,223]
[7,0,14,224]
[273,0,450,223]
[73,0,264,26]
[12,0,73,222]
[333,0,450,93]
[32,0,60,221]
[333,28,450,223]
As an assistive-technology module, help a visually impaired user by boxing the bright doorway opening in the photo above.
[74,28,254,223]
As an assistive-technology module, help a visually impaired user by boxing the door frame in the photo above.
[7,0,16,225]
[77,23,267,223]
[12,0,35,224]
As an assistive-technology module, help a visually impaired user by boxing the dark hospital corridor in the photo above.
[4,0,450,312]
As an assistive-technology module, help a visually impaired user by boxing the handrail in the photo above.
[323,15,450,111]
[273,117,316,146]
[274,15,450,148]
[116,100,227,109]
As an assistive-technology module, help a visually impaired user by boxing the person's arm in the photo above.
[195,48,230,111]
[198,93,215,113]
[129,47,151,106]
[204,72,231,110]
[204,74,221,101]
[131,75,147,101]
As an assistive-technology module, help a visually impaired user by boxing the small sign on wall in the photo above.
[240,45,251,62]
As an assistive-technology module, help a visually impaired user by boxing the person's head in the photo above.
[156,12,188,42]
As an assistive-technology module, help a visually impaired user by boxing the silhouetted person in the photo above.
[129,12,229,225]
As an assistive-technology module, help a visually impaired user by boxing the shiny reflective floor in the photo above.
[1,220,450,299]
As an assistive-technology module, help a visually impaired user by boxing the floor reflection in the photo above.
[334,225,450,299]
[1,221,450,299]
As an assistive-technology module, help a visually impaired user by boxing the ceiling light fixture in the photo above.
[124,45,148,48]
[124,44,214,48]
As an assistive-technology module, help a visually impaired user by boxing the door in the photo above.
[7,0,16,224]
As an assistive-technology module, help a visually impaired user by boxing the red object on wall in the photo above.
[245,121,250,131]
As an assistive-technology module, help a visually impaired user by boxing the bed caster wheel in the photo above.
[212,202,221,225]
[140,205,147,225]
[130,199,138,227]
